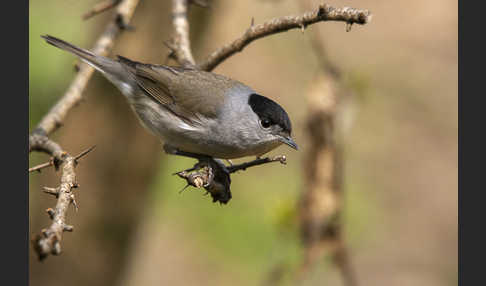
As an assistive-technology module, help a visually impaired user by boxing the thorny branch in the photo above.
[29,0,140,260]
[29,145,96,173]
[31,143,94,261]
[176,156,287,204]
[198,4,372,71]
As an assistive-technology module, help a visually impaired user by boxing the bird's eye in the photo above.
[260,118,272,128]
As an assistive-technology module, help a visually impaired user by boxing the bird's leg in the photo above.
[163,144,212,161]
[164,144,227,174]
[164,144,232,204]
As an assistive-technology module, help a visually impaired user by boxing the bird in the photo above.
[41,35,298,161]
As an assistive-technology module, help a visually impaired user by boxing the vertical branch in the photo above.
[297,69,357,286]
[296,1,359,285]
[170,0,196,66]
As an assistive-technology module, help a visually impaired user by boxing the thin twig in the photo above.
[34,0,140,137]
[198,4,372,71]
[74,145,97,162]
[83,0,122,20]
[227,155,287,173]
[293,2,363,285]
[29,145,96,173]
[29,161,54,173]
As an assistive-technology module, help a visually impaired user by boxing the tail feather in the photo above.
[41,35,116,74]
[42,35,98,63]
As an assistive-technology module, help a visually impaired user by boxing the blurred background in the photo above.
[29,0,457,285]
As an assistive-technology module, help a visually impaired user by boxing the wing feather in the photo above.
[117,58,242,122]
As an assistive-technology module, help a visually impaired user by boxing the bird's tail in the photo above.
[41,35,114,73]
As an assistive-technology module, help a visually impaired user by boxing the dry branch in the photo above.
[175,155,287,204]
[32,154,77,261]
[227,155,287,172]
[294,2,363,285]
[30,139,94,261]
[297,74,349,280]
[198,4,372,71]
[169,0,196,66]
[29,135,88,260]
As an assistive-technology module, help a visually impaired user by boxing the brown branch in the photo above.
[295,57,358,286]
[73,145,97,161]
[198,3,372,71]
[29,161,53,173]
[29,140,94,261]
[334,243,358,286]
[29,135,85,260]
[34,0,140,137]
[175,155,287,204]
[294,2,361,285]
[227,155,287,173]
[29,145,96,173]
[32,153,78,261]
[169,0,196,66]
[83,0,121,20]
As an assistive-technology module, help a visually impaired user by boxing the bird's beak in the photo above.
[279,136,298,150]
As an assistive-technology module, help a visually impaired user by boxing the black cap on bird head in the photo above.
[248,93,297,150]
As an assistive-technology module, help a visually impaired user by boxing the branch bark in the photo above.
[198,4,371,71]
[168,0,196,66]
[30,135,84,260]
[32,154,77,261]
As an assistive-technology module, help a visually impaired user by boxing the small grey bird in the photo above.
[42,35,297,160]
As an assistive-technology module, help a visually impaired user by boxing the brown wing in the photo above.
[120,58,242,121]
[133,65,175,106]
[117,56,237,121]
[167,69,237,118]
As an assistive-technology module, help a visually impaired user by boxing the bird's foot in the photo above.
[166,144,232,204]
